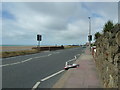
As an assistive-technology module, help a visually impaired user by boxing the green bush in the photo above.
[103,20,114,32]
[94,32,101,40]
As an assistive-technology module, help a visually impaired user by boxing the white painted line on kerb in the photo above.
[32,82,41,90]
[66,54,80,65]
[41,70,64,81]
[74,56,77,59]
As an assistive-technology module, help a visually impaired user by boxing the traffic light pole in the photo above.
[88,17,91,51]
[38,41,40,50]
[37,34,42,51]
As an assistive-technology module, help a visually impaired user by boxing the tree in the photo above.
[94,32,101,40]
[103,20,114,32]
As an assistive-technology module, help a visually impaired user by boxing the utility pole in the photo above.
[88,17,92,51]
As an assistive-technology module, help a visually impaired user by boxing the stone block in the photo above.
[114,53,120,67]
[108,75,114,88]
[116,31,120,46]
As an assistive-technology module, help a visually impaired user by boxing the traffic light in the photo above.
[37,34,42,41]
[88,35,92,41]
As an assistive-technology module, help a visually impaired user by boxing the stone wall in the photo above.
[94,25,120,88]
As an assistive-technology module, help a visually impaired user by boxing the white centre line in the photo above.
[48,54,52,56]
[21,58,33,63]
[1,53,53,67]
[1,58,33,67]
[34,54,52,59]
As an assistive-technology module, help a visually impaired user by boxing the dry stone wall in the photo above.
[95,25,120,88]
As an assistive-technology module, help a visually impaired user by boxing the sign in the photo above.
[37,34,42,41]
[88,35,92,41]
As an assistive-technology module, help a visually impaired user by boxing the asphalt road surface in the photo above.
[1,47,85,89]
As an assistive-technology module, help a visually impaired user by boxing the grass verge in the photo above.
[64,45,80,49]
[1,49,39,58]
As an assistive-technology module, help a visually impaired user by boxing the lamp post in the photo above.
[88,17,92,51]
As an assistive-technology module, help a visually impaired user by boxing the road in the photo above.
[1,47,84,89]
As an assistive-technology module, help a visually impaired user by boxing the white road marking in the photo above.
[48,54,52,56]
[31,52,80,88]
[0,64,9,67]
[74,56,77,59]
[21,58,32,63]
[65,62,68,66]
[34,57,39,59]
[32,81,41,90]
[32,70,64,89]
[1,58,32,67]
[34,54,52,59]
[66,54,80,65]
[77,54,80,56]
[41,70,64,82]
[52,52,60,54]
[1,53,53,67]
[9,62,21,65]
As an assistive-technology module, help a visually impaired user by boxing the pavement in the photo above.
[53,47,103,88]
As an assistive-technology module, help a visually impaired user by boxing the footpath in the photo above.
[53,47,103,88]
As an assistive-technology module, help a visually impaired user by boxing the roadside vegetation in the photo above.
[94,20,119,40]
[64,45,80,49]
[1,49,39,58]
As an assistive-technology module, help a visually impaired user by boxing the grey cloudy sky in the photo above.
[1,1,118,45]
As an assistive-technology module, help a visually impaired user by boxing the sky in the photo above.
[1,1,119,46]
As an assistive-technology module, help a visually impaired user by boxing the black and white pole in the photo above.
[37,34,42,50]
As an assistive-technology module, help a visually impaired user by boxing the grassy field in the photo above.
[1,46,35,52]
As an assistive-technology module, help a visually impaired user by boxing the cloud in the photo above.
[2,2,118,45]
[82,2,118,23]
